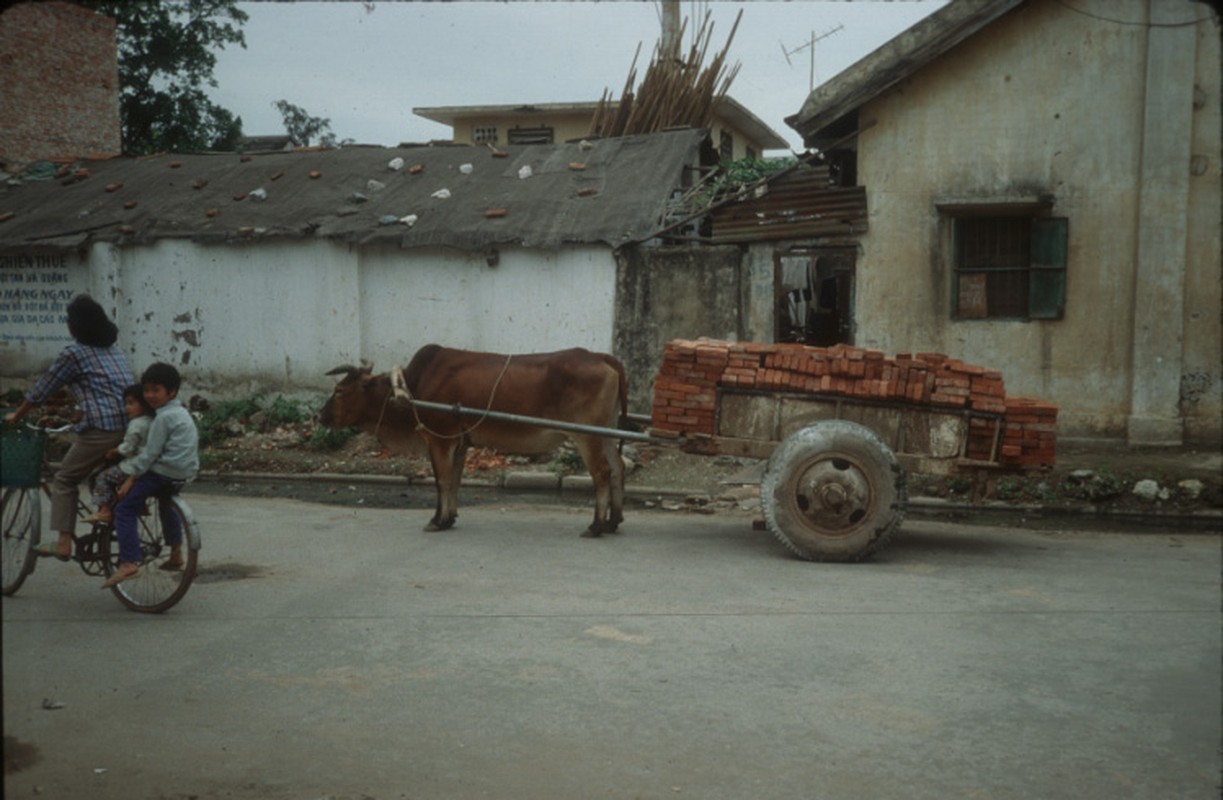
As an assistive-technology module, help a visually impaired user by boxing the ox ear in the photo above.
[360,358,374,373]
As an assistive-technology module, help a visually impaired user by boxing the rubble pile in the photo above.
[651,338,1058,467]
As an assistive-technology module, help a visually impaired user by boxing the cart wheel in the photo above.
[761,420,907,562]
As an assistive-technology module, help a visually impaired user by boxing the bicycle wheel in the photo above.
[100,495,199,613]
[2,486,40,596]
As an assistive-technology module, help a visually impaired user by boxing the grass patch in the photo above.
[195,396,262,446]
[548,445,586,475]
[306,425,356,451]
[262,395,315,426]
[195,393,323,446]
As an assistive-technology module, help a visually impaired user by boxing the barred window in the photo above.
[473,126,498,144]
[951,215,1067,320]
[507,126,553,145]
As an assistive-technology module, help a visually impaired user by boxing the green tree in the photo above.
[80,0,247,154]
[273,100,336,148]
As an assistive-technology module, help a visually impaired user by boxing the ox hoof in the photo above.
[424,519,457,532]
[581,529,603,538]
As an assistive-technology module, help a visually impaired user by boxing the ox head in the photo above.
[318,360,376,428]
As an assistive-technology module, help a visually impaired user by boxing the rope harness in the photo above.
[381,355,514,441]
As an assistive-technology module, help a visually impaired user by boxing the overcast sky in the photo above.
[208,1,948,154]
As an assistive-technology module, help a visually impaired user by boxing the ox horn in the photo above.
[326,360,375,378]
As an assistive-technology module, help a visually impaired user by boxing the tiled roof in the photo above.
[0,129,709,254]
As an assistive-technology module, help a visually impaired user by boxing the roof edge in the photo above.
[785,0,1025,146]
[414,96,789,150]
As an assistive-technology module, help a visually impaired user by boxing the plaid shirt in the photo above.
[26,343,134,432]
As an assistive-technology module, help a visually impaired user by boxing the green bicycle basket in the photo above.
[1,417,46,487]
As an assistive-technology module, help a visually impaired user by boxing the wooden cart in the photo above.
[394,384,1014,563]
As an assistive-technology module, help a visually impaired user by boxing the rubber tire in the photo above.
[99,496,198,613]
[761,420,907,562]
[2,486,40,596]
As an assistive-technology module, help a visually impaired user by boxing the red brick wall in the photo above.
[0,2,121,166]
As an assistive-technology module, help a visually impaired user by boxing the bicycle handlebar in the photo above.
[0,411,75,435]
[24,421,73,434]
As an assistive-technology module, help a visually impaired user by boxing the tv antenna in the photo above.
[781,24,843,93]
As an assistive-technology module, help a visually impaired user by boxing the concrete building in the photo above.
[413,98,790,161]
[0,1,121,167]
[781,0,1221,445]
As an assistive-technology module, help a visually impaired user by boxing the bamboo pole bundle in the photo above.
[588,9,741,139]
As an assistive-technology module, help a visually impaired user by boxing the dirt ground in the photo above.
[200,428,755,495]
[196,423,1223,516]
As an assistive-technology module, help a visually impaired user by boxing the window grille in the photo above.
[507,127,553,145]
[952,215,1067,320]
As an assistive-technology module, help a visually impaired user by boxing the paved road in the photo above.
[3,491,1220,800]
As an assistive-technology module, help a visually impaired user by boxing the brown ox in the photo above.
[319,345,628,537]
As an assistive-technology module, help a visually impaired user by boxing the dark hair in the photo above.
[122,384,155,417]
[66,295,118,347]
[140,362,182,394]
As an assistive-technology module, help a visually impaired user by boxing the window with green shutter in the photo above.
[1029,217,1068,319]
[950,214,1067,320]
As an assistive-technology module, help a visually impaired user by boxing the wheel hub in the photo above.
[795,457,873,534]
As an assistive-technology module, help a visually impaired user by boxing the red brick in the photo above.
[0,3,121,164]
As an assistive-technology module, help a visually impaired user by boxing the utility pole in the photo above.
[660,0,681,55]
[781,25,843,93]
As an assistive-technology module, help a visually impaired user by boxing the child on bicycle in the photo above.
[102,363,199,589]
[84,384,155,525]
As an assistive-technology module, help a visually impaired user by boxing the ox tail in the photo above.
[604,354,631,453]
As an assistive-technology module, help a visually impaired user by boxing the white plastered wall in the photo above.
[1,238,617,400]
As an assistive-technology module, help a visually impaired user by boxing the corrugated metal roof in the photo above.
[0,129,709,254]
[709,165,868,243]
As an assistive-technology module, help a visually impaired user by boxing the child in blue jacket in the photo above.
[103,363,199,588]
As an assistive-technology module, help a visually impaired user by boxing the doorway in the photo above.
[774,248,855,346]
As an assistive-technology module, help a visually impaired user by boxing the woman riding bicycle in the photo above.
[3,295,133,562]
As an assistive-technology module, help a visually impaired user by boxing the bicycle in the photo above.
[1,417,201,613]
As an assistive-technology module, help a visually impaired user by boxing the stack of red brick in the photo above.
[997,396,1058,466]
[651,338,1058,467]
